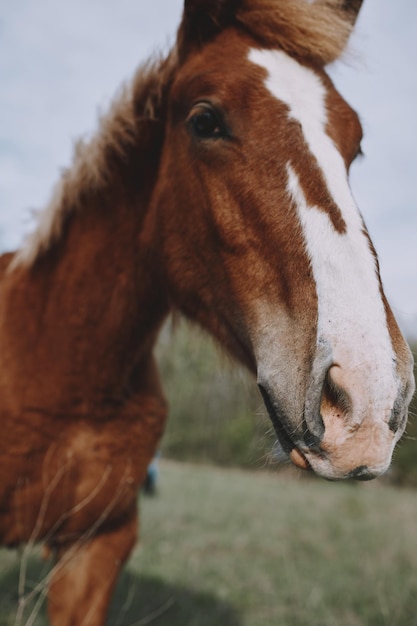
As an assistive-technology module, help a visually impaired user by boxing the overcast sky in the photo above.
[1,0,416,337]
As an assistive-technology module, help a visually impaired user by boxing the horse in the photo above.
[0,0,414,623]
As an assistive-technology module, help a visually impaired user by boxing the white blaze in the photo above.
[249,48,398,413]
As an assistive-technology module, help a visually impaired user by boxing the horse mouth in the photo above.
[258,384,311,471]
[273,416,311,471]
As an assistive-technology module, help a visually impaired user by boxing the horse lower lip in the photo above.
[258,384,312,470]
[290,447,311,470]
[272,415,311,470]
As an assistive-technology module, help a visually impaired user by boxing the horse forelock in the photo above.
[237,0,356,64]
[179,0,357,65]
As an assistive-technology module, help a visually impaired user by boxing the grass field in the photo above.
[1,460,417,625]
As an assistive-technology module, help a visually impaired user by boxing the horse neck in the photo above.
[55,181,168,348]
[0,56,178,411]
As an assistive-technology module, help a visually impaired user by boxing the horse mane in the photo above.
[12,53,177,269]
[13,0,354,270]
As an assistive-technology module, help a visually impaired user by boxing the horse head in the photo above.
[150,0,414,480]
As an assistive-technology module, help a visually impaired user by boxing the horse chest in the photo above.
[0,416,147,546]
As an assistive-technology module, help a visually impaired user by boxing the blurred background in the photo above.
[1,0,416,484]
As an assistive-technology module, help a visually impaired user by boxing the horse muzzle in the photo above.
[258,354,414,481]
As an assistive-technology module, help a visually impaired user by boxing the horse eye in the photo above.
[187,105,225,140]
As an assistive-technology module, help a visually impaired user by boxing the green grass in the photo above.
[1,461,417,625]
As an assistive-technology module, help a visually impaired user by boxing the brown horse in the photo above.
[0,0,414,623]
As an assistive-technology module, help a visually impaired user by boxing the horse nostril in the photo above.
[320,365,351,421]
